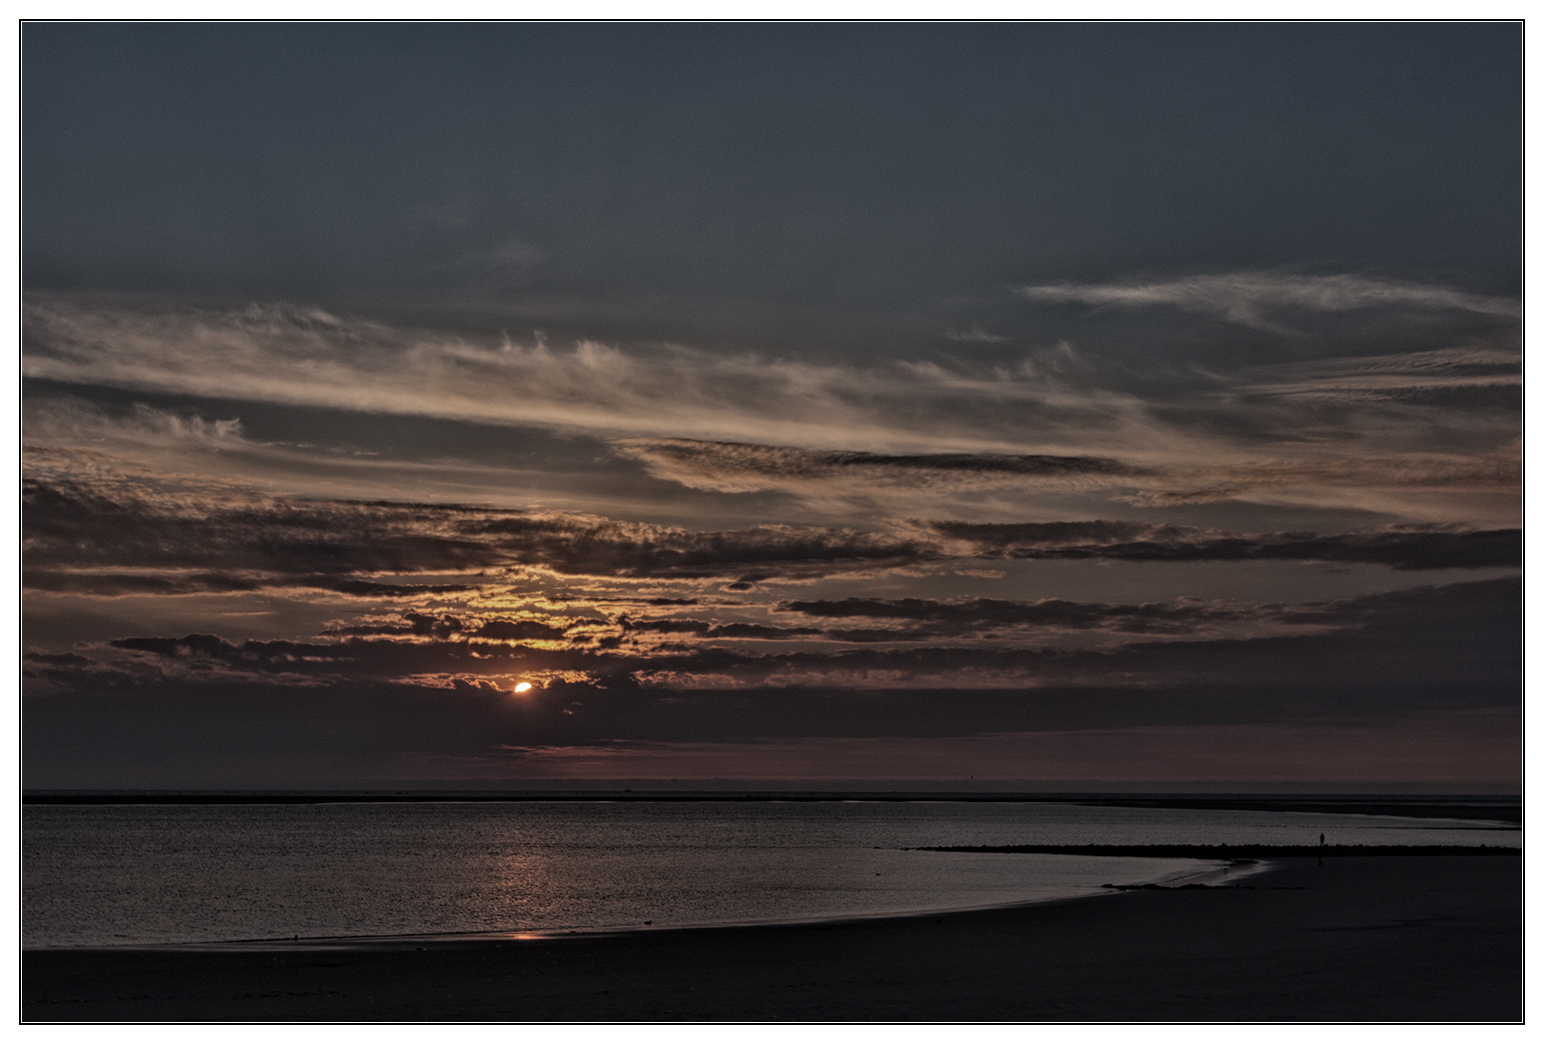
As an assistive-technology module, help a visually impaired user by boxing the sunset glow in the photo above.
[21,23,1519,790]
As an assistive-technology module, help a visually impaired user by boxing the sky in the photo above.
[21,22,1521,790]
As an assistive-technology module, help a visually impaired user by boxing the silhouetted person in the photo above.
[1319,833,1325,846]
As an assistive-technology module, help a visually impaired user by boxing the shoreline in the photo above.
[20,791,1523,824]
[23,853,1521,1021]
[23,849,1267,953]
[28,856,1249,954]
[916,843,1522,856]
[22,846,1512,954]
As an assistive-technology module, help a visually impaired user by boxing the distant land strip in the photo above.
[1058,795,1522,823]
[21,791,1520,823]
[915,844,1521,857]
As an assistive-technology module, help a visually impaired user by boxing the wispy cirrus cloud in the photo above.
[1017,272,1519,331]
[17,293,1389,463]
[1235,344,1521,403]
[22,293,1521,523]
[26,297,1083,453]
[942,324,1009,343]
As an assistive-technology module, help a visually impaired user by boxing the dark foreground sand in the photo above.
[23,855,1520,1022]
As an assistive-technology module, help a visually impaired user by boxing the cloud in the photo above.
[24,466,1518,612]
[22,400,262,484]
[777,595,1282,636]
[611,437,1143,494]
[27,297,1050,452]
[317,612,578,643]
[22,294,1520,523]
[29,397,1516,529]
[7,295,1296,464]
[474,618,572,642]
[438,237,553,290]
[21,476,936,591]
[778,574,1525,644]
[20,572,1518,795]
[22,569,481,599]
[459,514,930,579]
[457,237,551,271]
[943,324,1009,343]
[611,435,1518,520]
[27,577,1510,699]
[925,519,1521,571]
[22,396,698,523]
[1236,344,1521,403]
[623,619,823,641]
[1018,272,1520,330]
[22,478,511,577]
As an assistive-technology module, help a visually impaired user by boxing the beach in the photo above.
[22,852,1520,1022]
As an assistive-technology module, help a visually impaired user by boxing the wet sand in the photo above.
[23,854,1520,1022]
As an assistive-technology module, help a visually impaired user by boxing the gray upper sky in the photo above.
[26,23,1520,308]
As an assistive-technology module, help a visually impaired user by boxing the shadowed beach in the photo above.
[23,853,1520,1022]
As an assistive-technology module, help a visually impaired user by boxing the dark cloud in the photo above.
[22,578,1518,792]
[23,651,95,668]
[23,570,272,596]
[623,618,823,640]
[474,619,571,642]
[22,477,933,587]
[308,578,481,598]
[22,569,479,599]
[929,519,1520,571]
[40,578,1509,699]
[317,613,579,643]
[779,596,1269,636]
[22,479,505,576]
[25,477,1517,610]
[614,437,1143,491]
[100,632,584,681]
[644,578,1518,692]
[463,513,930,578]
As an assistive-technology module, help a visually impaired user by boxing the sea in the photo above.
[22,799,1519,949]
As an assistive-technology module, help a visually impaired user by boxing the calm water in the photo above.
[23,801,1517,948]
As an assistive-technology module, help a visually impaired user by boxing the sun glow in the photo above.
[514,682,533,693]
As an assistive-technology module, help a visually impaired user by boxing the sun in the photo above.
[513,682,533,694]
